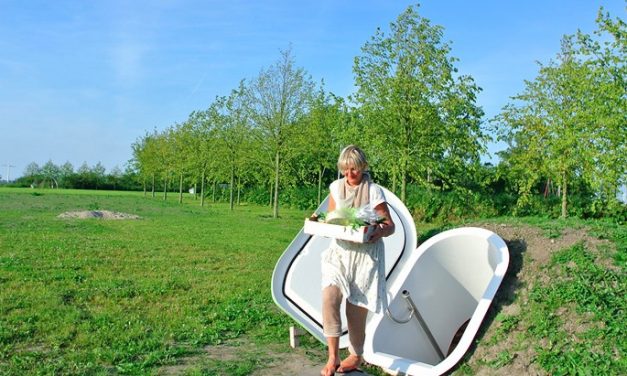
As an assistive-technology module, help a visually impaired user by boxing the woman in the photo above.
[320,145,395,376]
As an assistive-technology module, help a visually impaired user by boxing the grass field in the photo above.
[0,188,315,375]
[1,188,624,375]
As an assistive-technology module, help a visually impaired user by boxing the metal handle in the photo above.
[385,290,445,360]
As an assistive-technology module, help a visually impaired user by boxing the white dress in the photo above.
[320,179,387,313]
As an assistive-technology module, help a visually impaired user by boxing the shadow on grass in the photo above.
[413,224,527,374]
[444,236,527,374]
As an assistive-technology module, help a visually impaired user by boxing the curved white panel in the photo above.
[364,227,509,375]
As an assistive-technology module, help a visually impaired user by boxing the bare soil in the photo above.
[156,340,324,376]
[57,210,141,220]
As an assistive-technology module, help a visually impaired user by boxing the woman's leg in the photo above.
[339,301,368,371]
[321,285,342,376]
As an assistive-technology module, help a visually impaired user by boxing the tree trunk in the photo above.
[392,172,397,195]
[269,181,273,207]
[317,166,325,205]
[273,151,280,218]
[178,172,183,204]
[401,164,407,203]
[229,165,235,211]
[163,177,168,201]
[200,170,206,207]
[143,177,147,197]
[212,179,216,203]
[151,173,155,198]
[237,176,241,205]
[561,171,568,218]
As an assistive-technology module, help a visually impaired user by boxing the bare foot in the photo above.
[337,354,362,372]
[320,360,339,376]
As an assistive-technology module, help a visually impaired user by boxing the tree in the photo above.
[218,81,253,210]
[248,47,314,218]
[59,162,74,188]
[296,84,351,204]
[353,4,485,201]
[77,162,90,176]
[41,160,60,188]
[495,8,626,218]
[109,165,123,190]
[132,131,161,197]
[169,123,195,204]
[24,162,40,180]
[574,9,626,203]
[184,103,229,207]
[91,162,106,190]
[154,131,174,200]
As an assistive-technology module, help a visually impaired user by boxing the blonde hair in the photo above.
[337,145,369,172]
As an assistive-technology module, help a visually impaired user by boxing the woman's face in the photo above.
[343,165,363,186]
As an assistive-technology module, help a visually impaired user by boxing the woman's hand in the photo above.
[367,202,395,243]
[368,223,385,243]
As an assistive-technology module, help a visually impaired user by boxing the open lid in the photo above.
[271,186,416,347]
[362,227,510,375]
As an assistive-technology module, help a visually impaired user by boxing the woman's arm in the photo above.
[368,202,395,243]
[311,195,336,220]
[327,195,336,213]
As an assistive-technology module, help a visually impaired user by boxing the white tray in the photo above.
[303,219,375,243]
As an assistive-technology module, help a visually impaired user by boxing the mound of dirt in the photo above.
[57,210,141,220]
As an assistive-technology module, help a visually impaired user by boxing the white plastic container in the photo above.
[364,227,509,375]
[303,219,376,243]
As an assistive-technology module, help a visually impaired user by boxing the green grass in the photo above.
[526,242,626,375]
[0,188,311,375]
[1,188,625,375]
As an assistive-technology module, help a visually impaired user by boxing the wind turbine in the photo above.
[2,163,15,182]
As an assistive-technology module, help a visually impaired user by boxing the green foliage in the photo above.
[13,161,141,191]
[239,184,319,211]
[405,185,501,223]
[280,185,319,211]
[494,9,626,218]
[353,4,485,202]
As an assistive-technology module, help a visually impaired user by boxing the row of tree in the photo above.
[132,5,491,218]
[14,161,139,191]
[131,5,625,219]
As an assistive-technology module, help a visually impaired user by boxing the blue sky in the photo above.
[0,0,624,179]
